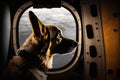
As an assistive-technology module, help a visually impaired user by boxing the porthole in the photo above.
[13,1,82,74]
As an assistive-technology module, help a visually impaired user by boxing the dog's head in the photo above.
[27,11,78,68]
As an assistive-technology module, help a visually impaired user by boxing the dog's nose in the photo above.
[72,41,78,47]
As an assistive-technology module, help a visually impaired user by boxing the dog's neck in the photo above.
[19,35,54,69]
[17,49,48,71]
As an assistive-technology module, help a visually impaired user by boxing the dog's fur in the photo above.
[4,11,78,80]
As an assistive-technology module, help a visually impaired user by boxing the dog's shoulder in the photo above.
[4,56,38,80]
[8,56,25,68]
[5,56,26,77]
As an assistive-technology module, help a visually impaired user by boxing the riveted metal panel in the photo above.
[80,0,105,80]
[100,0,120,80]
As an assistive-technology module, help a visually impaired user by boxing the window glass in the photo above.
[19,7,76,69]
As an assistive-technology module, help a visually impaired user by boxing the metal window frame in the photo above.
[33,0,61,8]
[12,0,82,74]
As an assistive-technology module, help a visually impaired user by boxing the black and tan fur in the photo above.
[4,11,78,80]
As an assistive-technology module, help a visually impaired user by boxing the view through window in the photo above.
[19,7,76,69]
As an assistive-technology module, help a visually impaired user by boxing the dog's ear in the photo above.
[28,11,46,37]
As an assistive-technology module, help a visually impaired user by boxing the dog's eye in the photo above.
[57,33,61,39]
[56,33,62,44]
[57,34,61,39]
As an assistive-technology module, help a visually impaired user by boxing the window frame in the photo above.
[13,0,82,74]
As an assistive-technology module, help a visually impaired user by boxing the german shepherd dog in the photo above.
[4,11,78,80]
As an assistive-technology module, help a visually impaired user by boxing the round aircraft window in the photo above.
[13,1,81,74]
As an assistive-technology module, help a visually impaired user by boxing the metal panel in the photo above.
[33,0,61,8]
[100,0,120,80]
[80,0,105,80]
